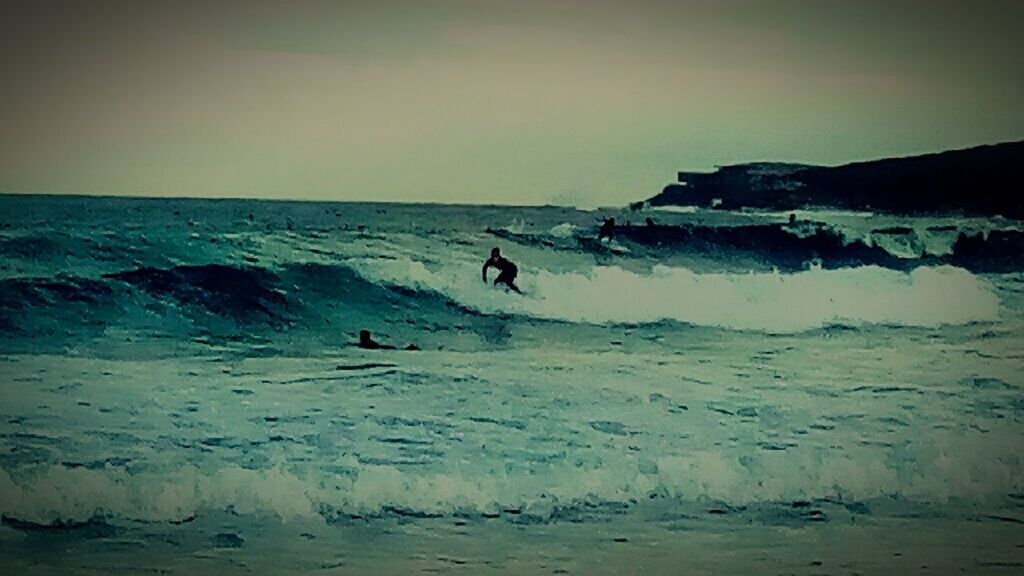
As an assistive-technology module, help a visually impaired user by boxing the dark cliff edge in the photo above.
[647,141,1024,218]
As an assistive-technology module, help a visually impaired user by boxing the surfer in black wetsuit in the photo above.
[357,330,421,351]
[598,217,615,240]
[357,330,395,350]
[482,247,522,294]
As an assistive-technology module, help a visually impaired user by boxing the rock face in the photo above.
[648,141,1024,217]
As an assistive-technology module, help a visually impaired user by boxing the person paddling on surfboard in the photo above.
[482,247,522,294]
[356,329,421,351]
[357,330,395,350]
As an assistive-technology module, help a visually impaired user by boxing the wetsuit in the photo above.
[483,256,520,292]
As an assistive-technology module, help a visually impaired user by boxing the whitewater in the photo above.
[1,195,1022,574]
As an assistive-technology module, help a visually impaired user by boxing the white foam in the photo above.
[548,222,579,238]
[0,465,322,524]
[350,258,1000,332]
[649,205,700,214]
[3,432,1021,524]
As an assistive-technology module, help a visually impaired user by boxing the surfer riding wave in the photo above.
[483,247,522,294]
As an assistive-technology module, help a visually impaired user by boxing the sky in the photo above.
[1,0,1022,207]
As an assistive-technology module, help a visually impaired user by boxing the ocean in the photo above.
[1,195,1022,574]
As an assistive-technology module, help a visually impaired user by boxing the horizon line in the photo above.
[3,138,1020,207]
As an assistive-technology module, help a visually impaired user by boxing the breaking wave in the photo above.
[351,259,1000,332]
[2,430,1020,525]
[0,258,1001,337]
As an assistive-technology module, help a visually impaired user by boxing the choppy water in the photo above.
[1,195,1022,574]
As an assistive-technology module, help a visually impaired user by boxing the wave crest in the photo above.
[352,259,1000,332]
[3,433,1020,525]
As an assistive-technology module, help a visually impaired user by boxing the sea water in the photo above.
[0,196,1021,574]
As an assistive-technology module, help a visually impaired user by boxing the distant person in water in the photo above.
[482,247,522,294]
[598,217,616,240]
[357,330,395,350]
[357,330,421,351]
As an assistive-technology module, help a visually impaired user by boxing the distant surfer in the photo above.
[357,330,395,350]
[357,330,421,351]
[598,217,615,240]
[482,247,522,294]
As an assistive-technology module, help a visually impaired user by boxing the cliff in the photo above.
[647,141,1024,217]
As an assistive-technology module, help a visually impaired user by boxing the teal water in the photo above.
[1,196,1022,574]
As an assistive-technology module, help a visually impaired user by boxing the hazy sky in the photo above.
[2,0,1022,206]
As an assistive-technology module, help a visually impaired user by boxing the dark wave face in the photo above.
[106,265,291,323]
[0,259,534,357]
